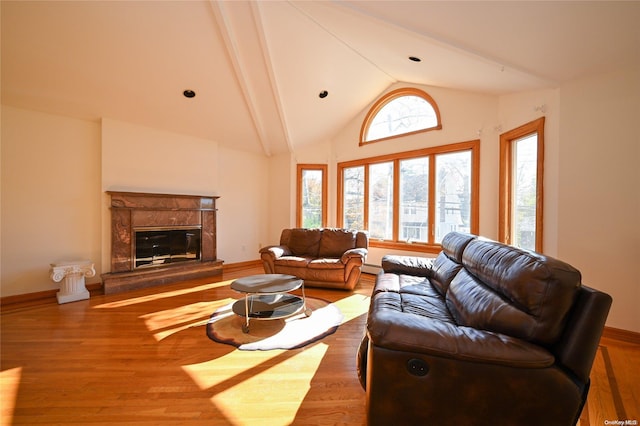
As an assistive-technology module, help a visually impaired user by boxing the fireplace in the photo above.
[101,192,223,294]
[134,227,201,268]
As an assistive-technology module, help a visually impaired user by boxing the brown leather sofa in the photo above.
[357,232,612,426]
[259,228,368,290]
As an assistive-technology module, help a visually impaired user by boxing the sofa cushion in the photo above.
[447,239,581,346]
[367,291,554,367]
[274,256,312,268]
[430,251,464,296]
[287,228,321,257]
[373,273,434,296]
[308,258,344,269]
[441,232,476,263]
[318,228,356,257]
[381,255,433,278]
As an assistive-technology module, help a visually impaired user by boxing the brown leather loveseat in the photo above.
[259,228,368,290]
[357,232,612,425]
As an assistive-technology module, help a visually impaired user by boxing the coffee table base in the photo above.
[232,293,312,333]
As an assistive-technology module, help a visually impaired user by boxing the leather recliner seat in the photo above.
[357,232,612,426]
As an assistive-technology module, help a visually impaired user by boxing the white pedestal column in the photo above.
[50,260,96,304]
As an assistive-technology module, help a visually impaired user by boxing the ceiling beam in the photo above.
[250,1,294,154]
[209,0,281,156]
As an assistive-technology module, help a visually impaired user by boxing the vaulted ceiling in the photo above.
[2,1,639,156]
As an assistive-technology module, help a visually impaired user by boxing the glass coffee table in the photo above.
[230,274,312,333]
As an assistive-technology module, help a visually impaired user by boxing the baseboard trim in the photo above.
[602,326,640,344]
[223,259,262,272]
[1,260,263,310]
[1,282,104,311]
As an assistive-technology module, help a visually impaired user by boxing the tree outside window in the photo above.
[368,162,394,239]
[342,166,364,230]
[338,141,479,253]
[360,88,442,145]
[400,157,429,243]
[499,117,544,252]
[297,164,327,228]
[435,151,471,243]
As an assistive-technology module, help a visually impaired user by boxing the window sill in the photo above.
[369,240,441,254]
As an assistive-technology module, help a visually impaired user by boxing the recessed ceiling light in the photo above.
[183,89,196,98]
[319,90,328,99]
[409,56,422,62]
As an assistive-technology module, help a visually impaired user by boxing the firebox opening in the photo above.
[134,227,201,269]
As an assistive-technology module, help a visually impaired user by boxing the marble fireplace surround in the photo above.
[101,191,223,294]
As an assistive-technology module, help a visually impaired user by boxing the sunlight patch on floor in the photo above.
[208,344,329,426]
[331,293,370,323]
[139,298,235,341]
[92,280,234,309]
[181,347,282,390]
[0,367,22,423]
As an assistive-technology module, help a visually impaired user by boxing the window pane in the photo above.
[400,157,429,242]
[435,151,471,243]
[368,162,394,239]
[366,95,438,141]
[343,166,365,230]
[512,134,537,251]
[301,169,323,228]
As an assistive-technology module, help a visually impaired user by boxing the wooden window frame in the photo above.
[296,164,328,228]
[338,140,479,254]
[359,87,442,145]
[499,117,545,252]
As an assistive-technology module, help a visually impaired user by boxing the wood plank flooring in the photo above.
[1,267,638,425]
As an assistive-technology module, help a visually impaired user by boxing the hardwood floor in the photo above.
[1,267,638,425]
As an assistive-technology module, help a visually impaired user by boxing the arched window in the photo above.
[360,88,442,145]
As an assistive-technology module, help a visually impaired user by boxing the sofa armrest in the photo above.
[367,292,554,368]
[381,254,434,278]
[553,285,612,383]
[341,247,367,264]
[259,245,293,274]
[259,245,292,259]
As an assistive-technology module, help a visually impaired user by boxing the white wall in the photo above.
[1,110,272,297]
[216,145,271,263]
[264,151,294,246]
[101,118,219,195]
[1,106,102,296]
[556,65,640,333]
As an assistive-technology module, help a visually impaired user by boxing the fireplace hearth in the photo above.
[101,192,223,294]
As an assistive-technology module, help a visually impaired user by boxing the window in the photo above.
[369,162,394,239]
[499,117,544,252]
[360,88,442,145]
[297,164,327,228]
[435,150,473,243]
[342,165,365,230]
[338,140,479,253]
[400,157,429,243]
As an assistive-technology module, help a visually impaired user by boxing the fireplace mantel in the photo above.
[102,191,223,294]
